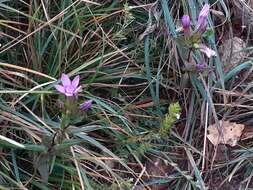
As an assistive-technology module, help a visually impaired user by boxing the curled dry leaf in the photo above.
[207,120,245,146]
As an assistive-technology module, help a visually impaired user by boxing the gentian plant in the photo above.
[55,74,81,97]
[180,4,216,71]
[55,73,92,128]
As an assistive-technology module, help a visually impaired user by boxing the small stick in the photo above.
[202,101,209,173]
[131,166,146,190]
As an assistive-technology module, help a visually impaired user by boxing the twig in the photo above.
[131,166,146,190]
[201,101,209,173]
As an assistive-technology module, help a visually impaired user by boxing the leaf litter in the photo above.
[207,120,245,146]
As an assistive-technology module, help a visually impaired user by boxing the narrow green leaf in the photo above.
[161,0,177,37]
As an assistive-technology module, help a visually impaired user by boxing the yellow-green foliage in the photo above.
[159,102,181,136]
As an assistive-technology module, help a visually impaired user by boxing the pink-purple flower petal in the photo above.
[71,75,80,88]
[61,73,71,86]
[199,44,216,58]
[197,4,210,33]
[74,86,82,94]
[56,74,82,97]
[65,85,76,96]
[55,85,65,94]
[199,4,210,19]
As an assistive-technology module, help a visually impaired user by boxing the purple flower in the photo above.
[79,100,92,111]
[199,44,216,58]
[196,62,207,71]
[197,4,210,33]
[55,73,81,97]
[181,15,191,35]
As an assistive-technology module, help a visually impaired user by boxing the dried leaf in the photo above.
[214,145,229,162]
[145,154,172,190]
[207,121,245,146]
[210,9,225,20]
[241,125,253,140]
[219,37,247,73]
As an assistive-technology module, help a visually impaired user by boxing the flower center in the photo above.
[65,85,75,95]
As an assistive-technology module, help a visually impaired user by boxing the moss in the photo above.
[159,102,181,137]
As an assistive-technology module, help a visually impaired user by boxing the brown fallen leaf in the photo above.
[145,154,172,190]
[219,37,247,73]
[214,144,230,162]
[207,121,245,146]
[241,125,253,140]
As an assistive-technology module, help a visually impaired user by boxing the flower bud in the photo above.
[197,4,210,33]
[181,15,191,36]
[196,62,207,71]
[79,100,92,111]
